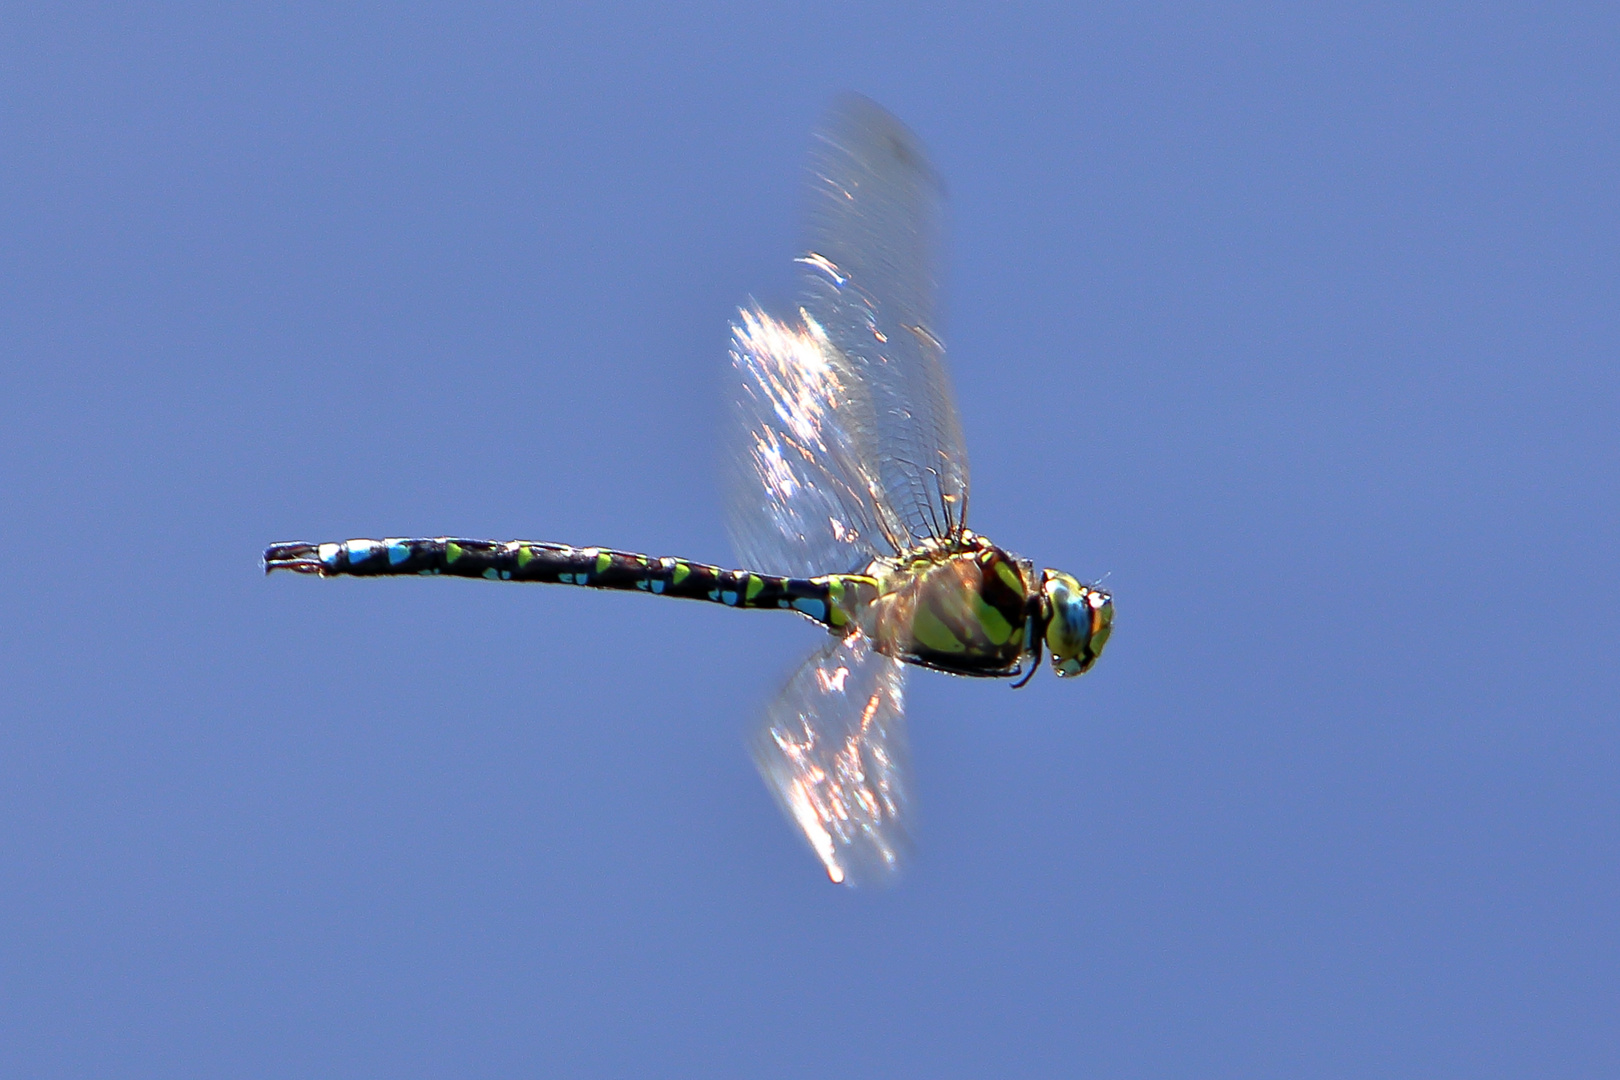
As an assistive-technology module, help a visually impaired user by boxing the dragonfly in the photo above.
[265,96,1112,885]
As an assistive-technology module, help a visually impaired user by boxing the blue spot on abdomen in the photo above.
[345,539,379,563]
[792,597,828,621]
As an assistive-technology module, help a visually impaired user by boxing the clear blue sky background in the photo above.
[4,5,1616,1077]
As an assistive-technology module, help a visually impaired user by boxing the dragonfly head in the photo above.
[1040,571,1112,678]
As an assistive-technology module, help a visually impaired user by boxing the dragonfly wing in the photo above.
[798,95,971,548]
[753,633,912,886]
[725,306,891,577]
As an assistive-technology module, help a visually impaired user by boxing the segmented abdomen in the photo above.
[263,538,867,630]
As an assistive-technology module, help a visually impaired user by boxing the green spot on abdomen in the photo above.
[745,574,765,602]
[446,542,464,563]
[672,563,691,585]
[595,551,612,574]
[517,545,534,567]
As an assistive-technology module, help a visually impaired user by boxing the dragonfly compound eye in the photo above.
[1042,571,1113,678]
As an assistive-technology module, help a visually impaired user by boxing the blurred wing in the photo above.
[724,307,891,577]
[753,634,912,886]
[798,95,971,548]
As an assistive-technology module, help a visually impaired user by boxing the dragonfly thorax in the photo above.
[861,535,1033,678]
[847,534,1113,683]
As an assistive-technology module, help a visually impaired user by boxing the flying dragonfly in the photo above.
[265,96,1112,885]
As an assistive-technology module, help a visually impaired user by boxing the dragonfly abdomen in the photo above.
[263,538,868,630]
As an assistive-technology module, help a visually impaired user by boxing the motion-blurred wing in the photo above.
[798,95,971,548]
[753,634,912,886]
[724,307,891,578]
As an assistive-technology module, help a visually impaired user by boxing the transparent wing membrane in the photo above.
[725,96,973,579]
[729,98,974,884]
[753,634,913,885]
[724,309,890,578]
[798,95,971,548]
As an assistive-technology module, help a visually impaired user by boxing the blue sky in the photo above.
[3,5,1616,1077]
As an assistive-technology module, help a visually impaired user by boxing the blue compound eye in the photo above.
[1042,571,1112,678]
